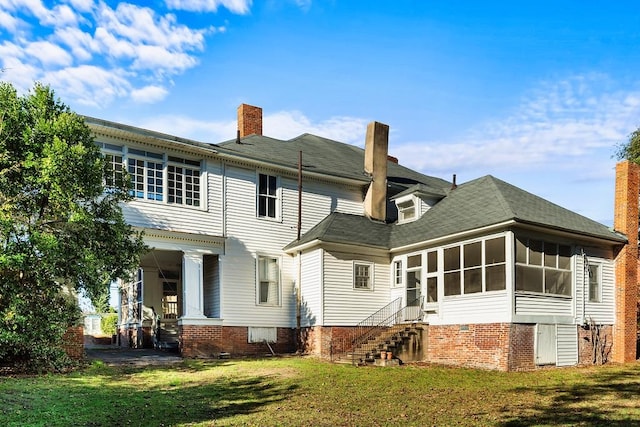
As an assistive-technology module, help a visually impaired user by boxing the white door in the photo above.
[535,324,557,365]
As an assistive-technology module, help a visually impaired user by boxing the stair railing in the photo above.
[330,296,425,364]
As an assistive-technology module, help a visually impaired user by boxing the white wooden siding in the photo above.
[429,292,511,325]
[203,255,220,318]
[322,251,390,325]
[575,254,615,325]
[220,165,363,327]
[300,249,323,327]
[556,324,578,366]
[515,294,573,317]
[122,159,223,236]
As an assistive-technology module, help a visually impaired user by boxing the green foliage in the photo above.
[615,128,640,163]
[0,82,146,370]
[100,313,118,336]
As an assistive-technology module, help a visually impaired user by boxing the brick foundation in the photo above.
[428,323,514,371]
[578,324,613,365]
[300,326,358,358]
[179,325,296,358]
[508,324,536,371]
[62,326,84,360]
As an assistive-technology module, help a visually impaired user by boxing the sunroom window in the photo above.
[515,237,572,296]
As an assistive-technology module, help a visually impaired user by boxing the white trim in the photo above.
[255,253,282,306]
[353,261,374,291]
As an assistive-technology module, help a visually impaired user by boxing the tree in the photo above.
[615,128,640,163]
[0,82,146,370]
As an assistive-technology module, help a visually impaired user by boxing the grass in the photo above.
[1,357,640,426]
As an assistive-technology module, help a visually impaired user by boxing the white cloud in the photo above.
[0,9,22,32]
[131,85,169,103]
[393,74,640,176]
[42,65,132,107]
[165,0,252,14]
[25,40,73,66]
[265,110,368,145]
[0,0,233,109]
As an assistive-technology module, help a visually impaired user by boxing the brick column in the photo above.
[612,161,639,363]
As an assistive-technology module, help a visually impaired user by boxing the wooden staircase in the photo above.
[334,323,424,365]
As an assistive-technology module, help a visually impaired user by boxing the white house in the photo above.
[86,104,638,371]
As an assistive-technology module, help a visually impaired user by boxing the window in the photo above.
[588,264,601,302]
[258,173,278,218]
[393,260,402,287]
[444,246,461,296]
[485,237,506,291]
[444,236,507,297]
[168,157,201,207]
[397,199,416,222]
[128,149,164,201]
[257,256,280,305]
[354,262,373,290]
[426,250,438,303]
[515,237,572,296]
[98,143,203,207]
[406,255,421,303]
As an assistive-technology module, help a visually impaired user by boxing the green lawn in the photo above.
[1,357,639,426]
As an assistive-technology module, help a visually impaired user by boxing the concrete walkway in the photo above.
[85,345,183,367]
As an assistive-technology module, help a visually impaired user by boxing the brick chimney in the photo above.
[238,104,262,137]
[363,121,389,222]
[612,160,639,363]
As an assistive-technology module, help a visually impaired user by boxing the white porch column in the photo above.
[181,251,206,320]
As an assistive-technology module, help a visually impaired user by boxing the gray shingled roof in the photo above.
[217,134,451,192]
[285,175,625,251]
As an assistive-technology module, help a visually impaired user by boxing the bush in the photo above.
[101,313,118,336]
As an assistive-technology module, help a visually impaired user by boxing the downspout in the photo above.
[581,249,588,325]
[296,151,302,351]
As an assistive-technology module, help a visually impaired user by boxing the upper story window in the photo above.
[515,237,571,296]
[98,142,203,207]
[258,173,279,219]
[128,149,164,201]
[100,143,125,188]
[395,195,420,224]
[168,156,201,207]
[397,199,416,222]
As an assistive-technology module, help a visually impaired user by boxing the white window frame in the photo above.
[395,195,420,224]
[353,261,374,290]
[256,255,281,306]
[98,143,205,209]
[167,156,202,207]
[588,263,602,303]
[393,260,403,287]
[257,172,281,220]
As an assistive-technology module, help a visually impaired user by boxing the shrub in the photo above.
[101,313,118,336]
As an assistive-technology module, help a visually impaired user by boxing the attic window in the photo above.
[397,199,416,223]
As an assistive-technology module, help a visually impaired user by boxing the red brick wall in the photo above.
[238,104,262,137]
[299,326,360,358]
[179,325,295,358]
[613,161,639,363]
[427,323,513,371]
[507,324,535,371]
[578,324,613,365]
[62,326,84,360]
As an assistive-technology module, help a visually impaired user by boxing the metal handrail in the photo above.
[330,296,424,364]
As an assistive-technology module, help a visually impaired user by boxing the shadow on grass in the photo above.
[499,364,640,426]
[1,360,298,426]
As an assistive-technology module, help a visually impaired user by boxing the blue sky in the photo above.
[2,1,640,225]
